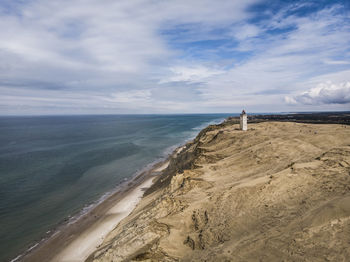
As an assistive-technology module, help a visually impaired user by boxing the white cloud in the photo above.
[0,0,350,114]
[285,82,350,105]
[161,65,225,83]
[190,4,350,112]
[323,60,350,65]
[284,96,297,105]
[104,90,152,103]
[231,24,260,40]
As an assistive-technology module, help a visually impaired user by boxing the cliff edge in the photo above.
[88,121,350,262]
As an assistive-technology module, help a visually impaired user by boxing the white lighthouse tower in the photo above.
[240,110,247,131]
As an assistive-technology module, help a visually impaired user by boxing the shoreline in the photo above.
[51,175,158,262]
[19,156,172,262]
[86,120,350,261]
[14,117,226,262]
[12,113,350,261]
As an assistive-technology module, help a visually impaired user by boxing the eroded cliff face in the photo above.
[88,122,350,262]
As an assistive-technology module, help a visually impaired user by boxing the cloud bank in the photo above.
[0,0,349,114]
[285,82,350,105]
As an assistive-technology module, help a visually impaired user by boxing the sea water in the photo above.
[0,114,231,262]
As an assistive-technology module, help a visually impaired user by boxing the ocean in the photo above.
[0,114,231,262]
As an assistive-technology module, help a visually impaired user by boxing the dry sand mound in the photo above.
[88,122,350,262]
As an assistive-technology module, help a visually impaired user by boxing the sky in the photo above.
[0,0,349,115]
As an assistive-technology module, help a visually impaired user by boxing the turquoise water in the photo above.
[0,114,230,262]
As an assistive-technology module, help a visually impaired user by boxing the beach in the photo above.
[87,119,350,261]
[2,0,349,260]
[50,177,156,262]
[18,114,350,261]
[21,159,170,262]
[0,114,228,262]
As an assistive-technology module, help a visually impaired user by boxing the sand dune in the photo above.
[88,121,350,261]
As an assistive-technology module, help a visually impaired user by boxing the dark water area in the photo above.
[0,114,231,262]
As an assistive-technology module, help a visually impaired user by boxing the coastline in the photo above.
[13,116,227,262]
[50,174,158,262]
[18,112,350,261]
[20,157,171,262]
[86,118,350,261]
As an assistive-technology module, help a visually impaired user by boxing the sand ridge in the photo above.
[89,122,350,262]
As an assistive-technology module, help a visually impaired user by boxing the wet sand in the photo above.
[21,160,170,262]
[51,177,155,262]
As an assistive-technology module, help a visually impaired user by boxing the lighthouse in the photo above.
[240,110,247,131]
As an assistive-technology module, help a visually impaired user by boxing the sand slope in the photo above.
[88,122,350,262]
[51,177,155,262]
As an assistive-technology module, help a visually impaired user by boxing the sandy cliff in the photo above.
[88,121,350,262]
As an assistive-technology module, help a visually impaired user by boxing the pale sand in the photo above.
[90,122,350,262]
[176,146,185,154]
[50,160,171,262]
[51,177,155,262]
[153,161,169,172]
[20,158,171,262]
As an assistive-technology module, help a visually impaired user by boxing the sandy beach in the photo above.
[87,120,350,261]
[2,0,350,260]
[51,177,155,262]
[21,159,170,262]
[20,115,350,262]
